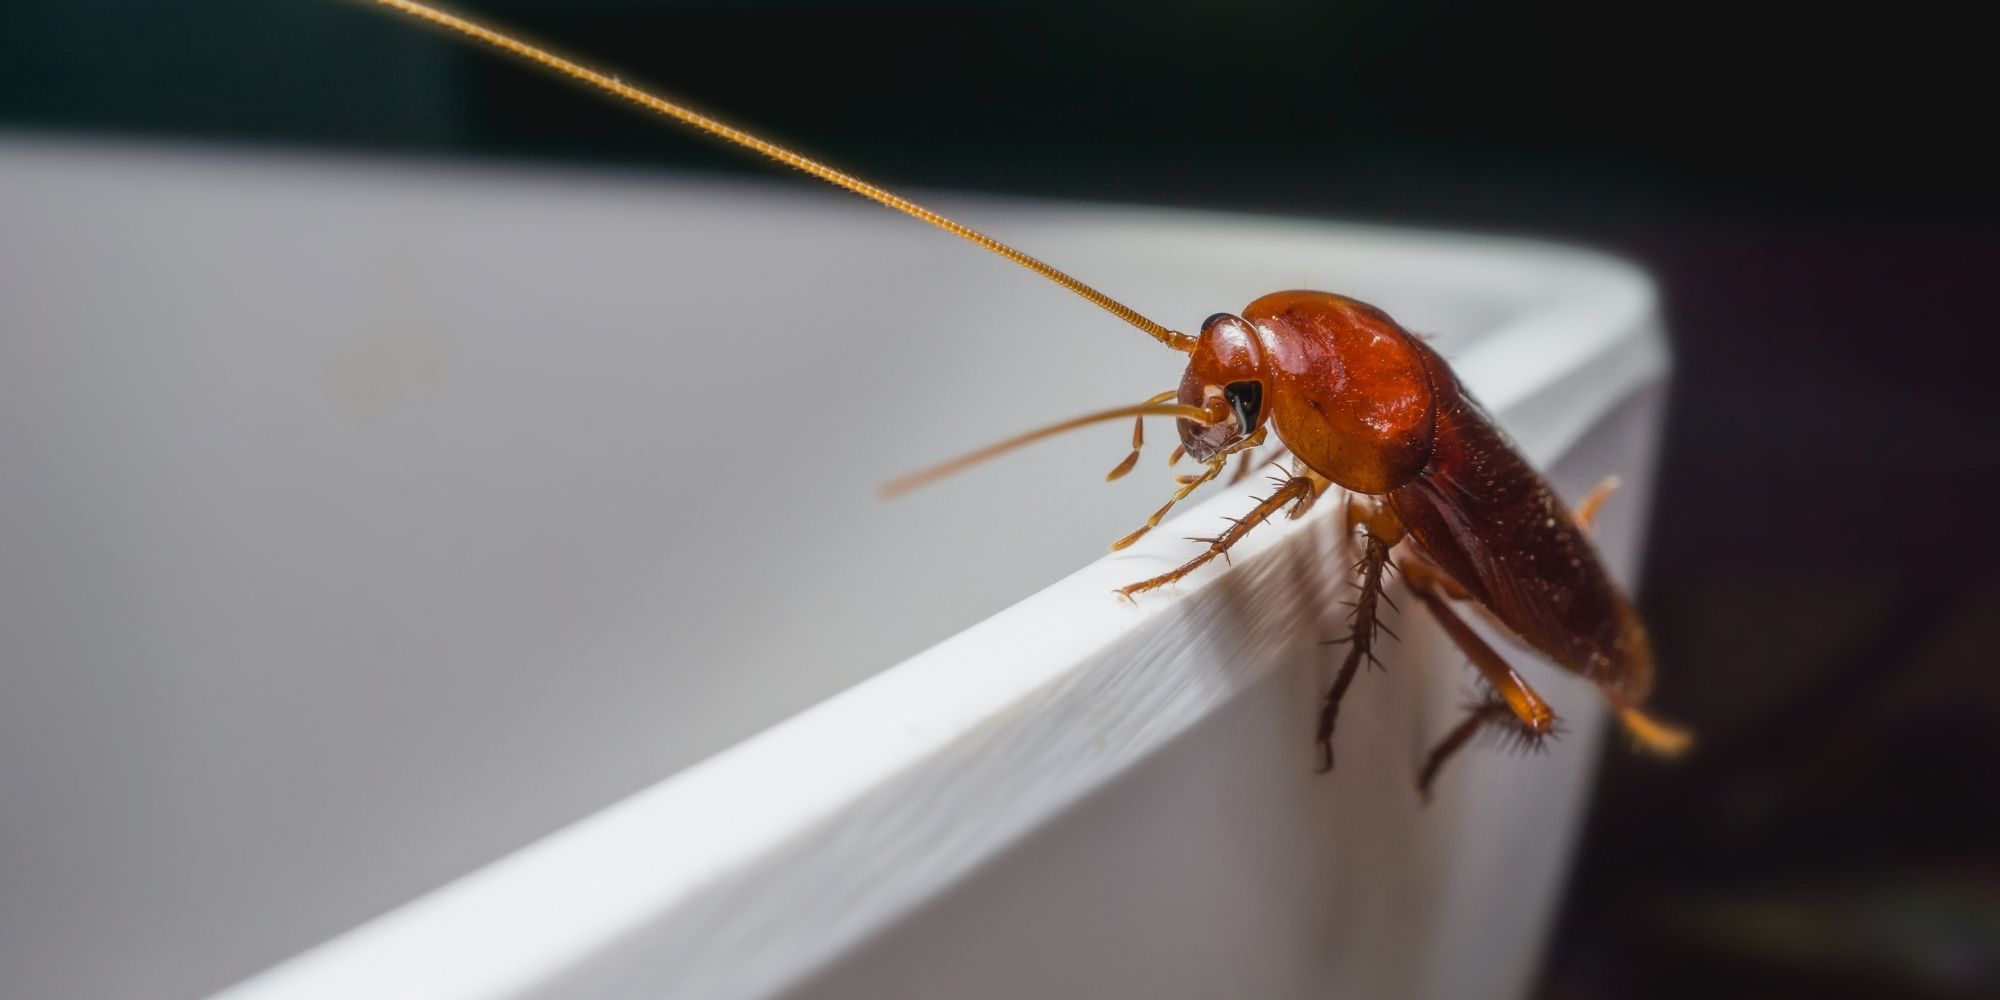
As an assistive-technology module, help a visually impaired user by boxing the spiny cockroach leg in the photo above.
[1573,475,1620,531]
[1403,558,1557,735]
[1282,465,1328,520]
[1116,476,1317,601]
[1399,556,1561,793]
[1418,696,1530,799]
[1315,524,1399,772]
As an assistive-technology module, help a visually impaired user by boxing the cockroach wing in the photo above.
[1385,340,1652,699]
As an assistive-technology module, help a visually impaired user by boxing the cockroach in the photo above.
[365,0,1691,794]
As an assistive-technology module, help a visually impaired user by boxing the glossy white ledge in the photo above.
[0,137,1666,1000]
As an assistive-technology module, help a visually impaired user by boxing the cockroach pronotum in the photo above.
[365,0,1692,795]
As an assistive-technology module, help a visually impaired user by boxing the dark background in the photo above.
[5,2,1994,996]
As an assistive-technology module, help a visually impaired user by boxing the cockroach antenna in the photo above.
[362,0,1196,353]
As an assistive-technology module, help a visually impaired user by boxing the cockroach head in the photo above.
[1178,313,1270,463]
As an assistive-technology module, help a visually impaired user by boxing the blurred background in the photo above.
[4,1,1993,997]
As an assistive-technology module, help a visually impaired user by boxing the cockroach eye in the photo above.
[1223,380,1263,434]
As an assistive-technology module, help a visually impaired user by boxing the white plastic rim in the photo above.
[0,136,1666,1000]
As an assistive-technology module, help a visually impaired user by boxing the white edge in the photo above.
[211,223,1664,1000]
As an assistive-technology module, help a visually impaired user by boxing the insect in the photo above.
[366,0,1691,794]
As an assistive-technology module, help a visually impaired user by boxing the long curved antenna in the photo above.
[366,0,1196,353]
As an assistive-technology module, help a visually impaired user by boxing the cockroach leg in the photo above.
[1116,476,1318,601]
[1402,558,1558,740]
[1110,426,1268,552]
[1573,475,1621,531]
[1612,703,1693,757]
[1315,502,1404,772]
[1109,457,1227,551]
[1279,460,1325,520]
[1341,495,1404,539]
[1417,696,1526,799]
[1224,426,1271,485]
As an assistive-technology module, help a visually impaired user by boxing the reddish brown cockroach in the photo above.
[368,0,1691,794]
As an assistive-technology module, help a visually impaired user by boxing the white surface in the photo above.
[0,136,1667,1000]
